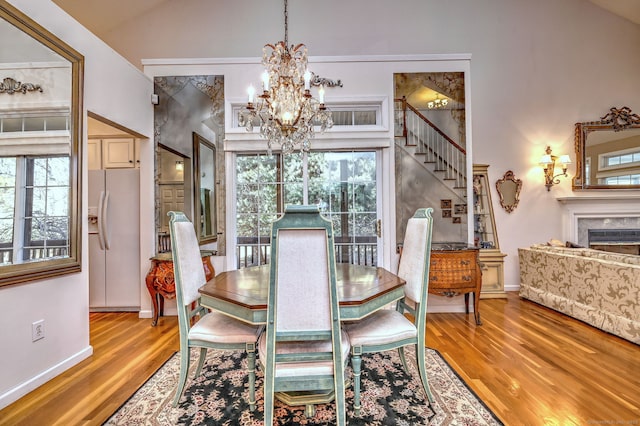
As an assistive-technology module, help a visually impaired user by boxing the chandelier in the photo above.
[240,0,333,154]
[427,94,449,109]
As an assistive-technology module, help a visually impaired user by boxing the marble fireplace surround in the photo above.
[558,196,640,248]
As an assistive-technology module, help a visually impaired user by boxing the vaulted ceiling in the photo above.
[52,0,640,62]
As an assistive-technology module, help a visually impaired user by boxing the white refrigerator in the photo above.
[88,169,140,310]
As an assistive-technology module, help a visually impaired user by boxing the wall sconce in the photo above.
[540,146,571,191]
[175,160,184,172]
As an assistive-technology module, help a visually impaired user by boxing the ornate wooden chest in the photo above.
[428,244,482,325]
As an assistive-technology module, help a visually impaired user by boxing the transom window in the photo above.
[232,104,382,128]
[603,174,640,185]
[0,114,69,133]
[603,150,640,167]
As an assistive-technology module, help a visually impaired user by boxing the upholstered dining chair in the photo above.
[344,207,435,415]
[258,205,349,425]
[168,211,263,408]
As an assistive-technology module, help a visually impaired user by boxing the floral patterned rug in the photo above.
[104,347,503,425]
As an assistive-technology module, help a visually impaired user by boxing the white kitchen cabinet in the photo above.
[102,138,138,168]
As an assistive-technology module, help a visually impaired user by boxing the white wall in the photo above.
[0,0,153,409]
[126,0,640,290]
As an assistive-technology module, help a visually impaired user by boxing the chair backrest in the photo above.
[397,208,434,315]
[168,211,207,331]
[267,205,340,338]
[263,205,346,424]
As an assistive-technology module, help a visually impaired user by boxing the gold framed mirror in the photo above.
[193,132,217,244]
[573,106,640,190]
[495,170,522,213]
[0,2,83,287]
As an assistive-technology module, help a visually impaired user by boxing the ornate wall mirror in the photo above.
[496,170,522,213]
[573,106,640,190]
[193,132,217,244]
[0,2,83,287]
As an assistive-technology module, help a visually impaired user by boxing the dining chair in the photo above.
[344,207,435,415]
[168,211,263,408]
[258,205,349,425]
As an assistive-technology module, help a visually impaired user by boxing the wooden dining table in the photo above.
[198,263,406,325]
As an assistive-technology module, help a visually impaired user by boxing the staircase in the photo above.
[394,97,466,197]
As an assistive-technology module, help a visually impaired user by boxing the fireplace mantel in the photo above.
[556,196,640,246]
[556,195,640,206]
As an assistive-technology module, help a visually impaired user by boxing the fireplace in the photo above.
[588,228,640,255]
[558,196,640,255]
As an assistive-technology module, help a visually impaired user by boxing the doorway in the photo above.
[87,113,143,311]
[157,144,189,239]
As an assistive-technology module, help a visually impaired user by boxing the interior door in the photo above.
[160,184,185,233]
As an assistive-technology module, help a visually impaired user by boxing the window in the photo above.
[0,155,70,264]
[603,150,640,167]
[597,148,640,185]
[235,151,378,268]
[232,104,382,128]
[602,174,640,185]
[0,114,69,133]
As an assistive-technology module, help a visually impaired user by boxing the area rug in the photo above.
[104,347,503,425]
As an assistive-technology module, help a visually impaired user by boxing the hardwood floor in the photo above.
[1,293,638,425]
[0,312,179,426]
[427,293,640,425]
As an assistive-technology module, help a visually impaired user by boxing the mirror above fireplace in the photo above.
[573,106,640,190]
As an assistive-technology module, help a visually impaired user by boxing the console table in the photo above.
[429,243,482,325]
[145,250,215,326]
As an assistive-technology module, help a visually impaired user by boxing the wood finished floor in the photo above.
[0,293,638,425]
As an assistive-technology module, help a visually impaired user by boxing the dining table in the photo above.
[198,263,407,325]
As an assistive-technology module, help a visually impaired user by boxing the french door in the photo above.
[235,150,379,268]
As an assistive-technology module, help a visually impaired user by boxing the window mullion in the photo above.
[12,158,26,262]
[302,152,309,205]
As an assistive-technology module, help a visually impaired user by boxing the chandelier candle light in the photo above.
[241,0,333,154]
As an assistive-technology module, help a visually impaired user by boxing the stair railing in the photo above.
[394,97,466,189]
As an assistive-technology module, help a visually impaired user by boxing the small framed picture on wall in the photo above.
[454,204,467,214]
[441,199,452,209]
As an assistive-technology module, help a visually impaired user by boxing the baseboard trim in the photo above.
[138,309,153,319]
[0,345,93,410]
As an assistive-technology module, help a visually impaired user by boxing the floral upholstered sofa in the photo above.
[518,244,640,345]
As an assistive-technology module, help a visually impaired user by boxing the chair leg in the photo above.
[264,358,275,426]
[398,346,410,373]
[194,347,208,378]
[351,347,363,416]
[173,346,192,407]
[246,342,257,412]
[334,352,347,426]
[415,343,435,403]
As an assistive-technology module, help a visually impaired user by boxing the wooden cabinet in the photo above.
[102,138,137,168]
[88,139,101,170]
[473,164,507,298]
[145,250,215,326]
[429,244,482,325]
[88,138,139,169]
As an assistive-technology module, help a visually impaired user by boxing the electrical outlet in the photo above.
[32,319,45,342]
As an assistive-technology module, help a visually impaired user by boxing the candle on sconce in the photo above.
[247,85,255,103]
[262,71,270,91]
[318,85,325,104]
[304,70,311,90]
